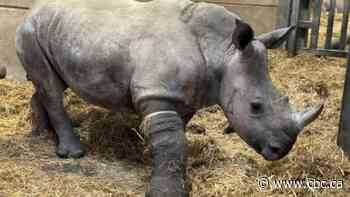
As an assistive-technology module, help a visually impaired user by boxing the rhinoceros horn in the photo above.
[293,104,324,132]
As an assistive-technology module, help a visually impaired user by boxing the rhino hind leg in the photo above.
[16,23,85,158]
[36,87,85,158]
[31,92,53,136]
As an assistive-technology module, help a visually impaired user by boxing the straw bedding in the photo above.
[0,11,349,197]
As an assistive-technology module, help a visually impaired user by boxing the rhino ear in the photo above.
[232,20,254,50]
[256,26,295,49]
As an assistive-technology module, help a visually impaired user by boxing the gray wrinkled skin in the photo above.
[15,0,322,196]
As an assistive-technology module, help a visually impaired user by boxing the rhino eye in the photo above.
[250,102,264,114]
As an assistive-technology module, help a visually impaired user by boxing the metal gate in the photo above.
[287,0,349,57]
[287,0,350,156]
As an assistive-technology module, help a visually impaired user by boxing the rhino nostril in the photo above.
[267,143,283,154]
[255,143,262,153]
[268,145,280,154]
[261,144,281,161]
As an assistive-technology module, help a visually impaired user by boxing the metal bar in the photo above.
[298,0,311,48]
[325,0,336,49]
[301,48,348,57]
[285,0,294,50]
[298,20,314,28]
[287,0,293,26]
[339,0,349,50]
[288,0,302,57]
[338,47,350,157]
[310,0,322,49]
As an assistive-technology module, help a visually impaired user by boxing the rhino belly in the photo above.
[51,36,134,112]
[68,71,133,112]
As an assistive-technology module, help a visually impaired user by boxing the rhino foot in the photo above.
[56,138,85,158]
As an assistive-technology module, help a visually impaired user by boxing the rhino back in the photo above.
[25,0,207,112]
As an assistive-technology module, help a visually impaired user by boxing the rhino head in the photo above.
[220,23,323,161]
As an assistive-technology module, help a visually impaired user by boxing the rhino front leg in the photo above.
[140,100,188,197]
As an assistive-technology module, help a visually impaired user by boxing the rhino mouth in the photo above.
[260,141,294,161]
[245,131,295,161]
[261,147,280,161]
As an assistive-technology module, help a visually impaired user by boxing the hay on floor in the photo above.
[0,49,349,196]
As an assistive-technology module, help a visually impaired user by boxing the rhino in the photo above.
[322,0,349,13]
[15,0,323,196]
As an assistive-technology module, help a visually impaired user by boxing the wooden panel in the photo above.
[277,0,292,28]
[224,4,278,34]
[0,7,27,81]
[195,0,281,34]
